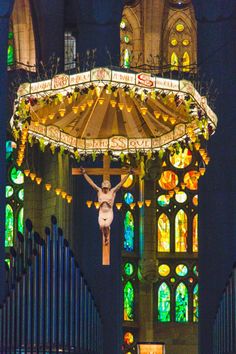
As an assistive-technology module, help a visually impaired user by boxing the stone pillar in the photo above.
[139,179,158,340]
[0,0,15,303]
[71,0,125,67]
[192,2,236,353]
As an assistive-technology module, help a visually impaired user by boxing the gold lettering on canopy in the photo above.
[52,74,69,90]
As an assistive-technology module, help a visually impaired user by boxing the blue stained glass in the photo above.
[124,211,134,252]
[124,193,134,205]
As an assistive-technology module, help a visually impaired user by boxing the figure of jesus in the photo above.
[80,167,133,246]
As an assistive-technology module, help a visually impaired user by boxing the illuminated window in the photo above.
[175,282,188,322]
[171,52,179,71]
[184,171,198,190]
[182,51,190,72]
[158,213,170,252]
[5,204,14,247]
[159,170,178,190]
[171,38,178,46]
[193,284,199,322]
[64,31,76,71]
[176,23,185,32]
[169,148,192,169]
[7,21,14,67]
[123,48,131,69]
[158,264,171,277]
[120,16,133,68]
[124,211,134,252]
[124,281,134,321]
[158,282,171,322]
[122,175,134,189]
[175,210,188,252]
[157,195,170,207]
[193,214,198,252]
[175,264,188,277]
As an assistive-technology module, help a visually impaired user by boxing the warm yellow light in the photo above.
[140,107,148,116]
[199,148,205,156]
[80,104,86,111]
[169,190,174,198]
[137,201,144,208]
[87,99,94,108]
[36,177,42,185]
[94,201,100,209]
[205,156,210,165]
[17,160,22,166]
[35,121,39,127]
[154,111,160,119]
[61,191,67,199]
[195,142,201,151]
[110,100,117,108]
[86,200,93,208]
[199,167,206,176]
[98,97,105,105]
[174,186,180,193]
[24,169,30,177]
[170,117,176,125]
[58,108,66,117]
[41,118,47,124]
[30,173,36,181]
[55,188,62,196]
[118,103,124,111]
[66,195,73,203]
[145,199,151,207]
[116,202,122,210]
[126,105,132,113]
[72,106,79,114]
[162,114,169,122]
[67,96,73,104]
[130,202,136,210]
[45,183,52,191]
[181,182,186,190]
[49,113,55,120]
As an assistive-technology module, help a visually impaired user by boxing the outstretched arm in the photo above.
[81,167,100,191]
[112,169,133,193]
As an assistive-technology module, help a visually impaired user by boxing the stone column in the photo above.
[0,0,15,303]
[139,179,158,340]
[192,2,236,353]
[72,0,125,67]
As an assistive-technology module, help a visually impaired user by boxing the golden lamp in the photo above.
[30,172,36,181]
[145,199,151,207]
[61,191,67,199]
[94,201,100,209]
[66,195,73,203]
[110,100,117,108]
[36,177,42,185]
[154,111,160,119]
[45,183,52,191]
[162,114,169,122]
[55,188,62,196]
[24,169,30,177]
[130,202,136,210]
[199,167,206,176]
[48,113,55,120]
[126,105,132,113]
[140,107,148,116]
[98,97,105,105]
[58,108,66,117]
[116,203,122,210]
[72,106,79,114]
[137,201,144,208]
[86,200,93,208]
[118,103,124,111]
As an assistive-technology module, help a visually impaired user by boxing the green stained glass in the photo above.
[18,207,24,233]
[7,44,14,66]
[124,35,130,44]
[18,189,24,201]
[175,264,188,277]
[157,195,170,207]
[10,167,24,185]
[6,186,14,198]
[5,204,14,247]
[124,49,131,69]
[193,265,199,277]
[175,282,188,322]
[124,262,134,276]
[124,281,134,321]
[5,259,10,268]
[8,32,13,40]
[158,282,171,322]
[124,211,134,252]
[124,193,134,205]
[193,284,199,322]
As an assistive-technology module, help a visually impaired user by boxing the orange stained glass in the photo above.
[169,148,192,169]
[182,52,190,72]
[193,214,198,252]
[192,195,198,206]
[159,171,178,190]
[175,209,188,252]
[121,174,133,189]
[158,213,170,252]
[124,332,134,345]
[184,171,198,190]
[171,52,179,70]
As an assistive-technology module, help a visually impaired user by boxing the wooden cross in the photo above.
[72,155,141,266]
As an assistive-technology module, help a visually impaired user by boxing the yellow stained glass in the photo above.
[183,52,190,72]
[184,171,198,190]
[121,174,134,189]
[175,209,188,252]
[169,148,192,169]
[158,213,170,252]
[175,191,187,203]
[192,195,198,206]
[182,39,190,46]
[159,171,178,190]
[158,264,170,277]
[176,23,185,32]
[193,214,198,252]
[171,52,178,71]
[171,38,178,46]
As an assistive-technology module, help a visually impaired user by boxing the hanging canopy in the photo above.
[12,67,217,154]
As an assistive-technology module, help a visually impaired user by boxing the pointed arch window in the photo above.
[158,282,171,322]
[193,214,198,252]
[124,211,134,252]
[175,209,188,252]
[124,281,135,321]
[158,213,170,252]
[175,282,188,322]
[193,284,199,322]
[182,51,190,72]
[5,204,14,247]
[171,52,179,71]
[120,16,133,68]
[64,31,77,71]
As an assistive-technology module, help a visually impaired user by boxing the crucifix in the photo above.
[72,154,141,266]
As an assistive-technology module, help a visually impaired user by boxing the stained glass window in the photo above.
[158,282,171,322]
[6,186,14,198]
[124,49,131,69]
[5,204,14,247]
[120,16,133,68]
[158,264,170,277]
[122,175,134,189]
[124,193,134,205]
[158,213,170,252]
[124,262,134,276]
[64,31,76,71]
[124,281,134,321]
[124,332,134,345]
[192,195,198,206]
[169,148,192,169]
[171,52,179,71]
[184,171,198,190]
[18,189,24,201]
[18,207,24,233]
[159,171,178,190]
[175,282,188,322]
[182,52,190,72]
[175,264,188,277]
[175,191,187,203]
[10,167,24,185]
[124,211,134,252]
[175,209,188,252]
[193,284,199,322]
[7,30,14,67]
[193,214,198,252]
[157,195,170,207]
